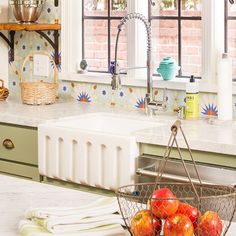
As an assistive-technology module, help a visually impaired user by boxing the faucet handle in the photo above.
[162,88,168,110]
[178,106,186,120]
[162,88,168,101]
[111,74,121,90]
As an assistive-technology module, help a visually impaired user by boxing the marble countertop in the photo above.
[0,174,127,236]
[1,98,236,155]
[0,175,236,236]
[134,118,236,156]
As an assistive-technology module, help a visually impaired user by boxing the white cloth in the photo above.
[23,197,125,234]
[19,219,126,236]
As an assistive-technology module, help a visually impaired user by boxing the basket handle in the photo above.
[20,52,57,83]
[155,120,202,202]
[171,120,181,132]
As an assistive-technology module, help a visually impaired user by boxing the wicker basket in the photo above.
[116,121,236,236]
[20,52,58,105]
[0,79,9,101]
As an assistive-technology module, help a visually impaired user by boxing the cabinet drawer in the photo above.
[140,143,236,168]
[0,123,37,165]
[0,159,40,181]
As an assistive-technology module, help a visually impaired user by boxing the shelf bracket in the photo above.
[0,31,15,63]
[35,30,60,66]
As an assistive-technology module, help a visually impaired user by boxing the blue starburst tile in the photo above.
[51,52,61,71]
[135,98,145,109]
[77,92,91,103]
[201,104,218,116]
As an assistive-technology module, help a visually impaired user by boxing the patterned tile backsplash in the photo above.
[7,0,236,118]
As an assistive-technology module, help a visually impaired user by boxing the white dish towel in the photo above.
[19,219,126,236]
[22,197,125,234]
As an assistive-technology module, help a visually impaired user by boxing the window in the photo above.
[61,0,227,92]
[225,0,236,79]
[82,0,128,72]
[150,0,202,78]
[81,0,202,77]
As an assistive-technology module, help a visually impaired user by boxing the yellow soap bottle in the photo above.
[185,75,199,119]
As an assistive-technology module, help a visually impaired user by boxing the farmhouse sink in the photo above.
[38,112,164,190]
[47,112,163,135]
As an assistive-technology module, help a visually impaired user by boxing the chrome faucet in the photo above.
[111,12,167,112]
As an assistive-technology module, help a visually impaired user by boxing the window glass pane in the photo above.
[110,20,127,69]
[228,2,236,17]
[152,0,178,16]
[228,20,236,78]
[181,20,202,77]
[84,0,108,17]
[111,0,127,17]
[84,19,108,71]
[181,0,202,17]
[152,20,178,72]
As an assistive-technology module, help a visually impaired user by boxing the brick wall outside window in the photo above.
[84,10,202,77]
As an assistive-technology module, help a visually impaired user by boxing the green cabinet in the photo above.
[0,122,40,181]
[140,143,236,169]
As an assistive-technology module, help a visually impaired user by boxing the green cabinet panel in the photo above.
[0,122,39,180]
[0,159,40,181]
[0,123,38,165]
[140,144,236,169]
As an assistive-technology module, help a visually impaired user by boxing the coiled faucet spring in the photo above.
[115,13,152,72]
[112,12,153,98]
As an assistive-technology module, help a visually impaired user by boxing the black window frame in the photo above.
[149,0,202,79]
[225,0,236,81]
[82,0,126,73]
[225,0,236,53]
[82,0,202,78]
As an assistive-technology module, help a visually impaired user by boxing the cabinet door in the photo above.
[0,123,37,165]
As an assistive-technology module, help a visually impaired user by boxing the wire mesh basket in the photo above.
[116,120,236,236]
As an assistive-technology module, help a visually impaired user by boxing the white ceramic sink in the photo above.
[49,112,163,136]
[38,112,164,190]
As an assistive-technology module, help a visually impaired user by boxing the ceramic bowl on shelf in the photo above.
[9,0,46,23]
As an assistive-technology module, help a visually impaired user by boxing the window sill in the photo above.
[60,72,236,95]
[60,72,189,90]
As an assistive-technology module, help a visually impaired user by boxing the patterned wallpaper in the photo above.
[7,0,236,118]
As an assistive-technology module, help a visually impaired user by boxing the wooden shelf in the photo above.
[0,23,61,65]
[0,23,61,31]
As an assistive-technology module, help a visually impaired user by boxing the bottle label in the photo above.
[185,93,199,119]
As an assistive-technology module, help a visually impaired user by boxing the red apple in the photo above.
[150,187,179,219]
[195,211,222,236]
[130,209,162,236]
[164,213,194,236]
[176,202,201,228]
[193,210,202,230]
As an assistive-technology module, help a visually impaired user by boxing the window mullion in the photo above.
[108,0,111,72]
[82,0,85,60]
[224,0,228,53]
[178,0,182,76]
[202,0,224,85]
[126,0,136,78]
[127,0,148,79]
[60,0,82,78]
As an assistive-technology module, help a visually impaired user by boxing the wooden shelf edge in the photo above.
[0,23,61,31]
